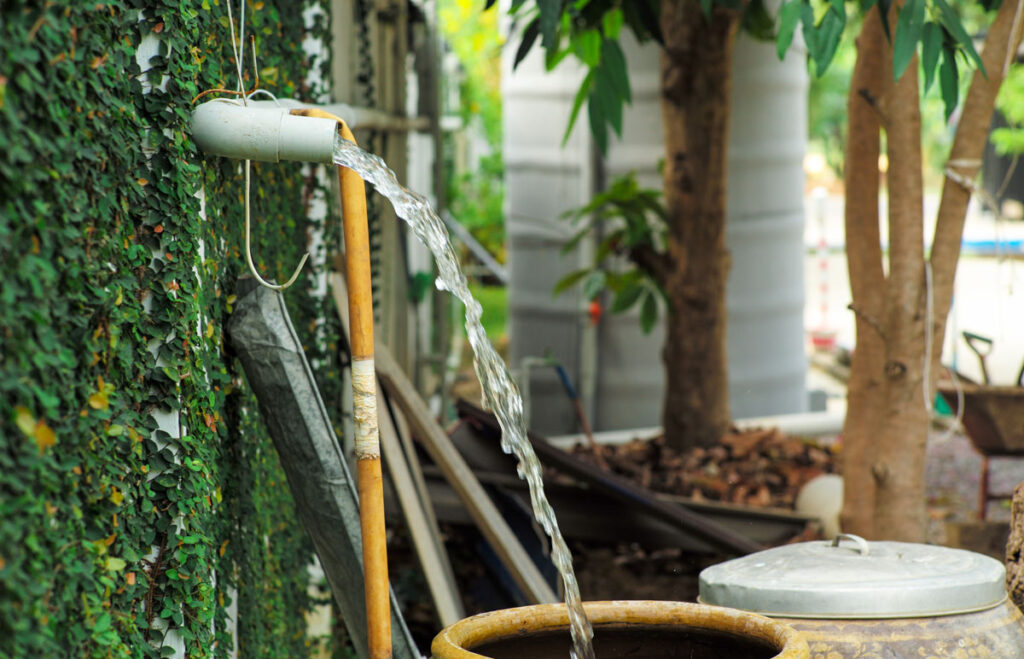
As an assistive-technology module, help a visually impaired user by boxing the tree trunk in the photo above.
[842,0,1024,540]
[930,0,1024,368]
[872,3,929,540]
[840,6,886,537]
[658,0,739,451]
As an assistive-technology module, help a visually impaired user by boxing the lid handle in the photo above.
[830,533,870,555]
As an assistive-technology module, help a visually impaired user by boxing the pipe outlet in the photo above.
[191,100,343,164]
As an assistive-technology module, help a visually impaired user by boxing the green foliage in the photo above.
[439,0,506,260]
[445,152,506,261]
[467,283,509,343]
[499,0,663,153]
[554,174,666,333]
[992,64,1024,155]
[0,1,341,656]
[794,0,993,119]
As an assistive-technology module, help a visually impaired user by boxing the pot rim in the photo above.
[431,600,809,659]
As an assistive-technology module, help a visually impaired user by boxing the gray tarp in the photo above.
[227,278,418,659]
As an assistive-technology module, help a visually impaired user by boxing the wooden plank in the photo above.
[331,271,558,605]
[374,344,560,605]
[331,271,464,626]
[456,400,764,556]
[417,464,811,552]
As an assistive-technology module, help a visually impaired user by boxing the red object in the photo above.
[588,300,602,325]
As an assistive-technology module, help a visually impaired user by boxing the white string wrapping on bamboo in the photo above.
[351,359,381,459]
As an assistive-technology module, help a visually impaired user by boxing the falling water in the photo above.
[333,137,595,659]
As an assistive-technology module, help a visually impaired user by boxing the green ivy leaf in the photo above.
[104,557,126,572]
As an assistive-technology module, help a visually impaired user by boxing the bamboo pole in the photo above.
[291,108,392,659]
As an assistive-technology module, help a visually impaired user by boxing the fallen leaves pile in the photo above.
[568,426,838,509]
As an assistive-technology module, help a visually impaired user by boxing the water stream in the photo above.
[333,137,595,659]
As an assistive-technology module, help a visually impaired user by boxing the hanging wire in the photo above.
[225,0,308,291]
[244,160,310,290]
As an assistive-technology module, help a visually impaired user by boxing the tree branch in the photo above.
[628,243,674,291]
[845,11,887,313]
[930,0,1024,360]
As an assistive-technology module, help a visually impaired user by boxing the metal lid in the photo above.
[698,534,1007,619]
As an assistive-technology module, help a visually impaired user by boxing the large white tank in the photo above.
[503,31,808,435]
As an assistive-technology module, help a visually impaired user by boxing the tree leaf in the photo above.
[610,282,646,313]
[595,65,623,137]
[639,291,658,333]
[562,70,594,146]
[700,0,713,19]
[814,8,846,76]
[601,39,631,103]
[801,2,819,63]
[743,0,776,40]
[933,0,984,75]
[939,44,960,120]
[514,18,540,70]
[921,21,942,92]
[484,0,498,10]
[538,0,562,51]
[776,0,801,61]
[893,0,924,81]
[572,29,601,68]
[623,0,663,44]
[602,8,624,40]
[553,268,591,295]
[582,270,607,301]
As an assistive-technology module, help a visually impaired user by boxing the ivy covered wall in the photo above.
[0,1,345,656]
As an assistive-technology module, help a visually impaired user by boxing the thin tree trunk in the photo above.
[658,0,739,450]
[840,7,886,537]
[873,5,928,540]
[842,0,1024,539]
[930,0,1024,368]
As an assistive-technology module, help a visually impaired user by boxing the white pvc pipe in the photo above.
[191,99,428,165]
[191,100,341,164]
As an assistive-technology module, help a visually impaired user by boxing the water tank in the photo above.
[726,35,809,417]
[503,31,808,434]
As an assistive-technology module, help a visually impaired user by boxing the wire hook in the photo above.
[243,160,309,291]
